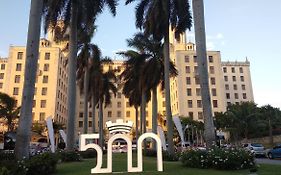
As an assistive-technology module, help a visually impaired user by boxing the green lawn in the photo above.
[56,153,279,175]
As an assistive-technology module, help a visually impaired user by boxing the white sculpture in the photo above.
[79,132,163,174]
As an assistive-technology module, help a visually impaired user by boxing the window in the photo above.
[232,76,236,81]
[196,88,201,96]
[16,63,22,71]
[243,93,247,99]
[126,102,130,107]
[33,100,36,108]
[117,111,121,118]
[79,121,83,127]
[239,67,243,73]
[188,112,194,119]
[89,112,92,118]
[212,88,217,96]
[17,52,23,60]
[185,66,190,73]
[210,66,215,74]
[39,112,45,121]
[233,84,237,90]
[13,87,19,95]
[240,76,244,82]
[187,88,192,96]
[213,100,218,108]
[40,100,46,108]
[186,77,191,85]
[45,52,50,60]
[108,111,112,118]
[209,56,213,63]
[188,100,193,108]
[227,102,231,106]
[41,87,47,95]
[117,92,122,98]
[198,112,203,120]
[1,64,5,70]
[43,75,48,83]
[194,66,198,74]
[117,102,121,108]
[34,87,37,95]
[89,121,92,127]
[197,100,202,108]
[225,84,229,90]
[231,67,235,73]
[195,77,200,85]
[223,67,227,73]
[43,64,49,71]
[210,77,216,85]
[0,83,3,89]
[226,93,230,99]
[193,56,197,62]
[224,76,228,81]
[14,75,20,83]
[242,84,246,90]
[185,56,190,62]
[78,112,84,118]
[234,93,239,99]
[126,111,130,118]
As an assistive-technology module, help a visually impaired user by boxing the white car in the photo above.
[243,143,266,157]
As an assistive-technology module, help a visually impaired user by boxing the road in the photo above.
[256,158,281,165]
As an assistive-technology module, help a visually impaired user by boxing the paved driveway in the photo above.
[256,158,281,165]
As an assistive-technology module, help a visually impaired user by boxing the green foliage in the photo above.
[144,149,179,161]
[79,149,97,159]
[58,151,81,162]
[0,152,58,175]
[180,147,256,170]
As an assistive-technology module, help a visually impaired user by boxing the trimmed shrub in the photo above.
[180,146,256,170]
[144,149,180,161]
[58,151,81,162]
[79,149,97,159]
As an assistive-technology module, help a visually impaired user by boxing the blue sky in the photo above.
[0,0,280,108]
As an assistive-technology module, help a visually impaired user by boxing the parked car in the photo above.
[267,144,281,159]
[243,143,266,157]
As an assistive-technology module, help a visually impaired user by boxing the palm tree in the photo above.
[96,59,117,149]
[0,93,20,132]
[15,0,43,159]
[126,33,178,149]
[119,50,150,135]
[77,43,101,134]
[43,0,118,150]
[126,0,192,154]
[192,0,216,148]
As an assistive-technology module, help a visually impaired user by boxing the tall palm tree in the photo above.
[15,0,43,159]
[126,0,192,154]
[192,0,216,148]
[96,59,117,149]
[43,0,118,149]
[126,33,178,149]
[77,43,101,134]
[0,93,20,132]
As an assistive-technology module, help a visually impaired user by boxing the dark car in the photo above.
[267,144,281,159]
[4,132,16,150]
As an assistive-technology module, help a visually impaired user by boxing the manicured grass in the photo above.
[56,153,279,175]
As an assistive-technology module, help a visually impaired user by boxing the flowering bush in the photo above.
[180,146,256,170]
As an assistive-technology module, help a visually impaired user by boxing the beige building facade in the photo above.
[0,39,69,125]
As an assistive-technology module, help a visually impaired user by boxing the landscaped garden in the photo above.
[56,153,279,175]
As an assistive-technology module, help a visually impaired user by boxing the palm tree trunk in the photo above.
[15,0,43,159]
[92,95,96,133]
[192,0,216,148]
[66,1,78,150]
[135,106,139,140]
[164,26,175,155]
[98,100,104,149]
[141,89,147,151]
[152,87,158,150]
[83,67,89,134]
[269,117,273,146]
